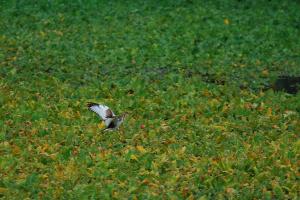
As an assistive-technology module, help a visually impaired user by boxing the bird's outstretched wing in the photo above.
[87,102,115,121]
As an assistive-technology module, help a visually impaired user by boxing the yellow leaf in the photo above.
[0,187,8,194]
[209,98,219,107]
[42,143,49,153]
[49,153,57,160]
[12,144,21,155]
[130,154,138,161]
[212,125,226,131]
[136,145,146,153]
[224,18,230,25]
[222,104,229,112]
[3,141,9,147]
[98,121,106,129]
[179,146,186,155]
[161,122,170,131]
[202,90,210,97]
[225,187,236,194]
[54,165,66,181]
[266,107,272,117]
[59,109,73,119]
[65,160,77,178]
[180,115,187,121]
[262,69,269,76]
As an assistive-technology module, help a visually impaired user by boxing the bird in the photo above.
[87,102,127,131]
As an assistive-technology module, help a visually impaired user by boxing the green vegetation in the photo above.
[1,0,299,199]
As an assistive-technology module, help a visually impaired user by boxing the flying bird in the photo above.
[87,102,126,131]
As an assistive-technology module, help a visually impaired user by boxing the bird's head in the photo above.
[121,112,128,119]
[116,112,128,122]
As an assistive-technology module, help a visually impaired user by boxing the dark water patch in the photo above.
[273,76,300,94]
[264,76,300,94]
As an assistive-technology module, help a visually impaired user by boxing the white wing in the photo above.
[87,102,115,121]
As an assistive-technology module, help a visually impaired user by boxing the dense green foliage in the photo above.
[1,0,299,199]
